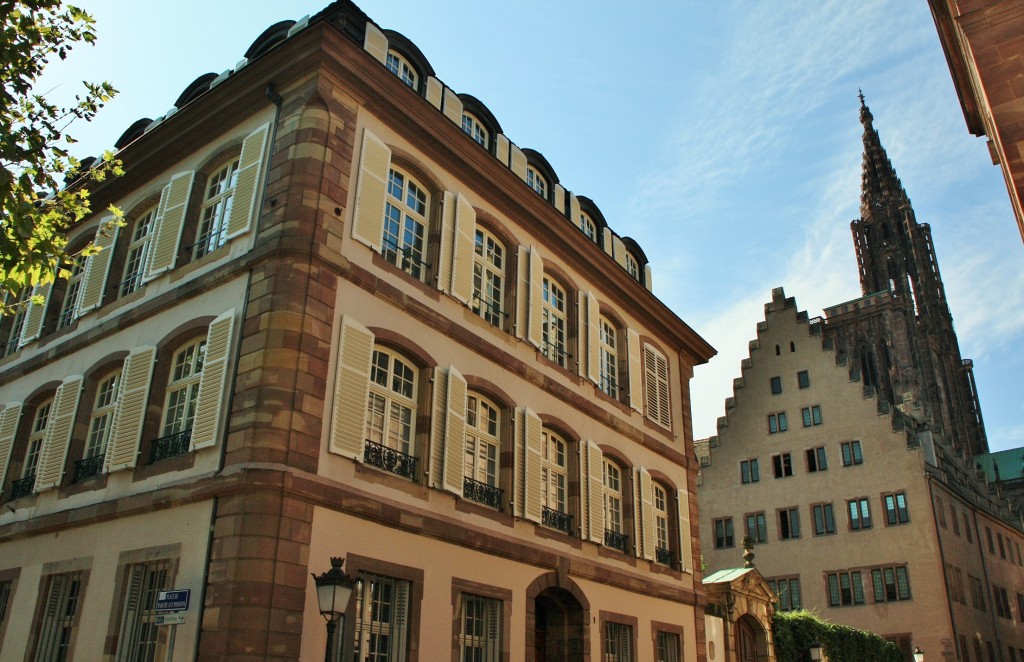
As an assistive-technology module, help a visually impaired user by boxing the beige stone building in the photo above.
[697,101,1024,662]
[0,2,714,661]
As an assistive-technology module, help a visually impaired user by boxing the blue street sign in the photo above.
[155,589,191,612]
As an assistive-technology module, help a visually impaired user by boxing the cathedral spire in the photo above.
[858,92,911,220]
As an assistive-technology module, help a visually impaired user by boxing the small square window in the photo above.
[714,517,734,549]
[797,370,810,389]
[841,440,863,466]
[746,512,768,543]
[801,405,823,427]
[778,507,800,539]
[812,503,836,535]
[740,458,760,484]
[806,447,827,472]
[772,453,793,479]
[768,412,788,434]
[770,376,782,395]
[848,498,872,530]
[884,492,909,526]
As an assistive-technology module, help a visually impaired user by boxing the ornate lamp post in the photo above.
[311,557,357,662]
[809,643,823,661]
[914,647,925,662]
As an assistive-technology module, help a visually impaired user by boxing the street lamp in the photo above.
[913,647,925,662]
[809,643,823,661]
[312,557,357,662]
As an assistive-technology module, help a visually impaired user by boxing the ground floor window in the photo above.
[353,573,410,662]
[459,593,501,662]
[656,631,680,662]
[115,560,171,662]
[34,571,85,661]
[604,621,633,662]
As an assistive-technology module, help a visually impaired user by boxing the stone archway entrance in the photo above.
[534,587,586,662]
[736,614,768,662]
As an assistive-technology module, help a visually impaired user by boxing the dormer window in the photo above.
[580,213,597,242]
[386,50,418,89]
[624,253,639,281]
[461,113,488,149]
[526,166,547,199]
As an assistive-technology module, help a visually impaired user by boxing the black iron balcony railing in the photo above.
[463,476,503,509]
[656,547,673,566]
[541,341,569,367]
[10,475,35,500]
[542,506,573,535]
[604,529,629,553]
[364,440,417,480]
[73,454,105,482]
[149,430,192,464]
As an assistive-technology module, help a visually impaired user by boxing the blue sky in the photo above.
[40,1,1024,452]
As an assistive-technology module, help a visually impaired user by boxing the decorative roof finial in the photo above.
[859,89,874,127]
[741,535,755,568]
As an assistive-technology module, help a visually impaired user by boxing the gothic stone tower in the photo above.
[822,95,987,458]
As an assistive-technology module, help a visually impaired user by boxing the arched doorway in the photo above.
[534,587,586,662]
[735,615,768,662]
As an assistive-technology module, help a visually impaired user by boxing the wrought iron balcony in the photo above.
[656,547,673,566]
[604,529,629,553]
[73,454,105,482]
[149,430,192,464]
[463,476,503,509]
[364,440,417,480]
[10,475,35,500]
[542,506,573,534]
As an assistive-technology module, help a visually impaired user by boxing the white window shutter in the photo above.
[225,122,271,239]
[612,235,629,270]
[520,408,542,523]
[644,264,653,292]
[442,366,468,495]
[189,310,235,450]
[678,488,693,573]
[330,316,374,460]
[585,291,600,384]
[515,246,529,340]
[362,22,388,64]
[437,192,457,295]
[585,440,604,544]
[105,346,157,472]
[527,245,543,348]
[509,145,527,181]
[428,366,448,489]
[627,329,643,412]
[568,194,581,228]
[19,280,53,347]
[76,219,119,316]
[145,171,195,280]
[351,128,391,251]
[450,193,475,304]
[0,403,24,492]
[638,467,656,561]
[442,87,463,126]
[34,376,83,491]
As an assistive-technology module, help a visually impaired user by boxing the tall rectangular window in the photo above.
[770,376,782,394]
[352,573,411,662]
[883,492,909,525]
[992,586,1011,619]
[871,566,911,603]
[746,512,767,544]
[34,571,85,662]
[797,370,810,389]
[740,459,759,484]
[969,575,986,611]
[778,507,800,540]
[772,453,793,478]
[714,518,734,549]
[604,622,633,662]
[805,447,827,472]
[767,412,788,434]
[459,593,501,662]
[801,406,822,427]
[840,440,863,466]
[115,560,171,661]
[768,577,802,611]
[848,498,871,530]
[826,571,864,607]
[0,579,10,633]
[812,503,836,536]
[656,631,680,662]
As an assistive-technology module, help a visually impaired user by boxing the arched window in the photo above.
[598,316,619,399]
[383,167,430,281]
[653,482,672,564]
[472,227,505,327]
[541,276,568,367]
[541,429,569,525]
[461,112,489,149]
[526,166,548,199]
[80,370,119,479]
[16,398,52,497]
[603,458,628,552]
[57,255,87,329]
[162,338,206,441]
[624,253,640,281]
[365,346,418,474]
[386,50,418,89]
[579,212,597,242]
[464,393,501,508]
[192,157,240,260]
[119,206,156,297]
